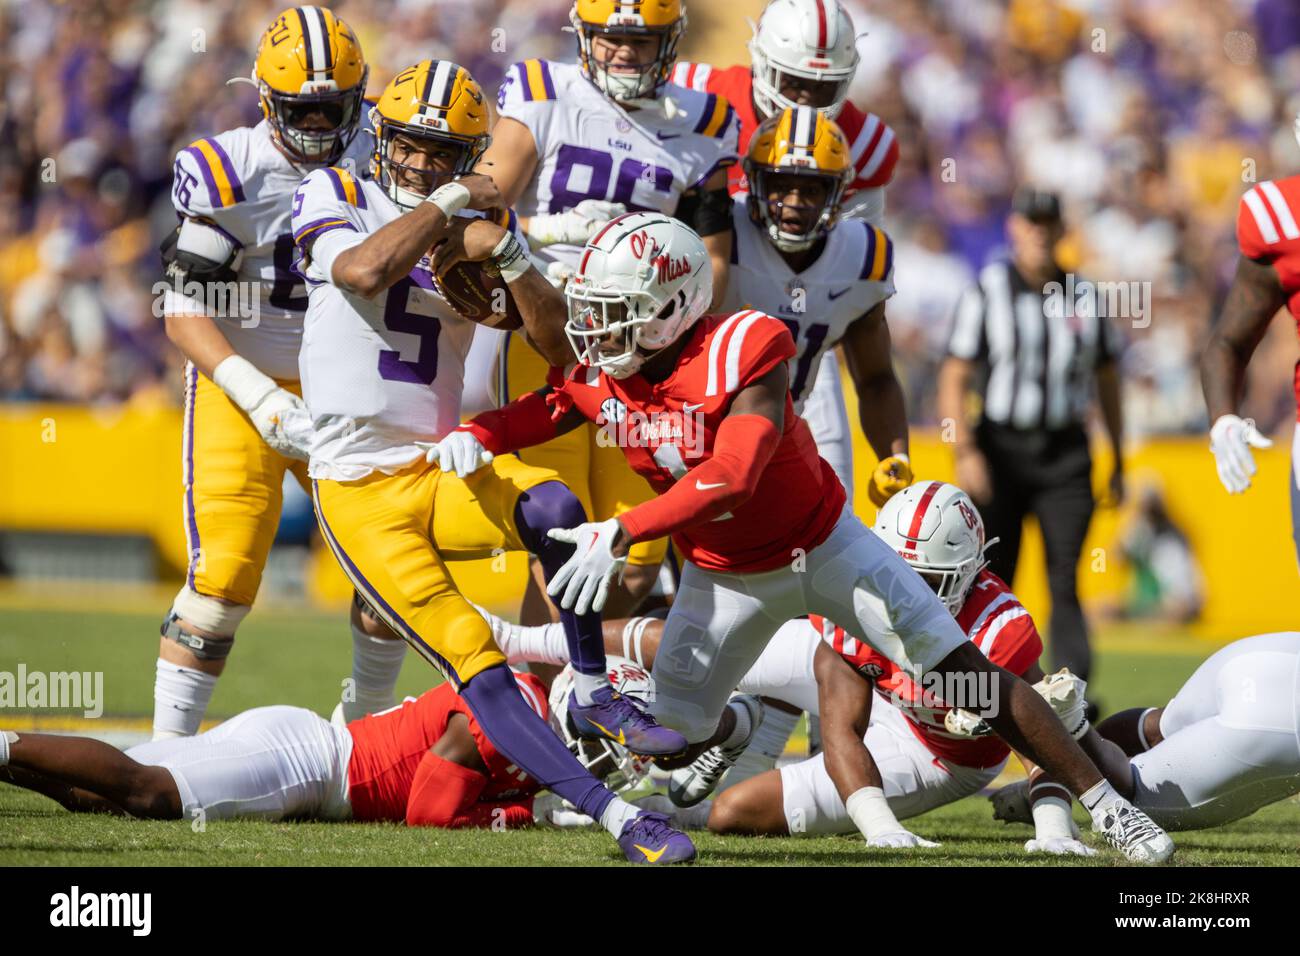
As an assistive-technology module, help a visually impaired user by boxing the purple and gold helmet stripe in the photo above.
[296,5,332,79]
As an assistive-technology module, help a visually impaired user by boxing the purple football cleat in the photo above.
[618,811,697,865]
[568,685,687,756]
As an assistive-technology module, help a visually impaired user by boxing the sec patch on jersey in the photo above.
[434,258,524,330]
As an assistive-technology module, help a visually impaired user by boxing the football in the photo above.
[434,257,524,331]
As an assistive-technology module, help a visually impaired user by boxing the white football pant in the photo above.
[1130,631,1300,829]
[126,706,353,823]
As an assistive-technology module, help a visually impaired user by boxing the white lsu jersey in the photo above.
[291,168,519,481]
[496,58,740,269]
[167,119,372,380]
[720,197,896,411]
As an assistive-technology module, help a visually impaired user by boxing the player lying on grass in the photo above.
[991,630,1300,833]
[0,673,555,829]
[423,212,1174,861]
[477,482,1105,856]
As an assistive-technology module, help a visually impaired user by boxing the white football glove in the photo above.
[1025,836,1097,857]
[527,200,627,247]
[867,829,941,849]
[415,426,494,479]
[212,355,312,460]
[1032,668,1090,739]
[1209,414,1272,494]
[944,707,992,737]
[545,517,628,615]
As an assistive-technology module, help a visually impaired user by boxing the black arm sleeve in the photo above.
[674,186,733,237]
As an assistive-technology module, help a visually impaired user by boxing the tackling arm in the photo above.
[405,713,532,829]
[616,362,787,545]
[1200,255,1286,420]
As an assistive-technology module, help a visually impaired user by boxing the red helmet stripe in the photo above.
[814,0,828,49]
[905,480,943,544]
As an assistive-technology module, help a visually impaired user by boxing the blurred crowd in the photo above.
[2,0,1299,437]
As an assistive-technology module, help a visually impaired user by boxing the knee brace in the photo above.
[163,587,248,660]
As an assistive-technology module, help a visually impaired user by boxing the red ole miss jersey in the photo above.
[1236,176,1300,415]
[344,673,548,822]
[671,63,899,199]
[551,310,845,572]
[815,569,1043,768]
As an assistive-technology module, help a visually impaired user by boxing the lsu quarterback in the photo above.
[472,0,742,616]
[428,211,1176,863]
[157,7,408,742]
[291,59,694,864]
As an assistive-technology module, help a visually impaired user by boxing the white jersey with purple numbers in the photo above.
[719,197,896,413]
[168,120,372,380]
[292,172,521,481]
[497,58,740,270]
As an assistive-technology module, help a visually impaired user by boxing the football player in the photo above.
[672,0,898,222]
[1201,160,1300,571]
[473,0,742,615]
[156,7,409,742]
[291,59,693,864]
[0,673,550,830]
[994,631,1300,833]
[424,213,1175,862]
[724,106,912,518]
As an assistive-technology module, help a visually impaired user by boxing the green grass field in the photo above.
[1,591,1297,866]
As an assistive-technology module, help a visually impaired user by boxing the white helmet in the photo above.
[873,480,997,615]
[749,0,861,121]
[564,212,712,378]
[548,656,654,794]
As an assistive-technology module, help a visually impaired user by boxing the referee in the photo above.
[936,189,1124,685]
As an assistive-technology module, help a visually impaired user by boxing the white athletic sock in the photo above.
[489,616,571,666]
[343,627,407,723]
[720,699,754,749]
[0,731,15,766]
[152,659,218,740]
[1079,778,1121,824]
[674,800,713,830]
[599,795,641,837]
[572,670,608,707]
[718,707,799,793]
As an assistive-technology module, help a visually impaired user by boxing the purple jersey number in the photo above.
[549,145,674,214]
[778,320,830,402]
[377,269,441,386]
[270,234,309,311]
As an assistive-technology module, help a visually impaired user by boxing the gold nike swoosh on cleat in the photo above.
[634,843,668,863]
[586,719,625,745]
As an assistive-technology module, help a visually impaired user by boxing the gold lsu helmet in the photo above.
[570,0,687,102]
[744,105,852,252]
[253,6,368,166]
[370,60,491,212]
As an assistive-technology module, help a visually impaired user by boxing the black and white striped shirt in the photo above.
[947,261,1121,431]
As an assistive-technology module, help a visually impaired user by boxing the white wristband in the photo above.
[492,231,530,283]
[211,354,277,414]
[845,786,903,841]
[1030,795,1076,841]
[426,181,472,218]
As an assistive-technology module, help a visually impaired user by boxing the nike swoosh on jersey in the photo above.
[656,132,681,140]
[829,287,853,300]
[696,480,726,491]
[683,402,704,412]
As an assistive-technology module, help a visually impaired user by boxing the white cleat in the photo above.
[668,694,764,808]
[1092,798,1175,863]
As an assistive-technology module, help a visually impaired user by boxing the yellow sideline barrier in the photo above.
[1,400,1295,633]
